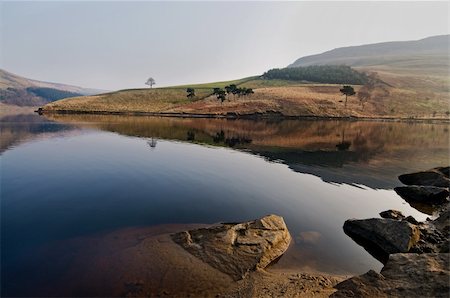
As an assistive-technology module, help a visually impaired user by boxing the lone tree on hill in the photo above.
[340,85,356,108]
[186,88,195,100]
[145,77,156,88]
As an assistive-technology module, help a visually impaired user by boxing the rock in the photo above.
[398,167,450,187]
[410,222,448,254]
[171,214,291,280]
[343,218,420,263]
[436,166,450,178]
[394,186,449,205]
[433,204,450,235]
[379,210,405,220]
[332,253,450,298]
[404,215,419,225]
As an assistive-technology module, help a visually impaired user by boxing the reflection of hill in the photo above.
[0,114,74,154]
[45,114,449,189]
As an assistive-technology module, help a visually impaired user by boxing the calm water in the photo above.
[1,113,449,296]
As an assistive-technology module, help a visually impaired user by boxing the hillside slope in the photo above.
[0,69,106,106]
[289,35,449,75]
[43,35,449,119]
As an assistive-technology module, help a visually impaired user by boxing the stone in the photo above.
[436,166,450,178]
[171,214,291,280]
[398,167,450,187]
[332,253,450,298]
[379,210,405,220]
[343,218,420,263]
[394,186,449,205]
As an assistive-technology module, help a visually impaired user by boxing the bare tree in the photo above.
[145,77,156,88]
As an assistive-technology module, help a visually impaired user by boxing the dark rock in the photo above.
[343,218,420,263]
[332,253,450,298]
[394,186,449,205]
[398,167,450,187]
[404,215,419,225]
[171,214,291,280]
[379,210,405,220]
[410,222,447,254]
[436,166,450,178]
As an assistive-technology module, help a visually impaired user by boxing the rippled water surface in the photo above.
[1,113,449,296]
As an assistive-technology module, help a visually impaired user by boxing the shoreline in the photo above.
[38,109,450,123]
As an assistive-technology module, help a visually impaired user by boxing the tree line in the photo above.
[262,65,369,85]
[186,84,254,103]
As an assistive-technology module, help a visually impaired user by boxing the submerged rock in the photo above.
[171,214,291,280]
[398,167,450,187]
[343,218,420,263]
[394,186,449,205]
[332,253,450,298]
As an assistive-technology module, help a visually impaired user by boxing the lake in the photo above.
[1,113,449,296]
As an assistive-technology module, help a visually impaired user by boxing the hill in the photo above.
[0,69,106,106]
[43,35,449,119]
[289,35,449,75]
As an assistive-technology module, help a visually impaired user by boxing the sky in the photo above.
[1,1,449,90]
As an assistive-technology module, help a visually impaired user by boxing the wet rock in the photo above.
[332,253,450,298]
[379,210,405,220]
[171,214,291,280]
[394,186,449,205]
[398,167,450,187]
[343,218,420,263]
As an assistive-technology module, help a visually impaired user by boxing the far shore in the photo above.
[38,109,450,123]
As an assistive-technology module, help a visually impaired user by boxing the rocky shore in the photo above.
[167,166,449,297]
[332,166,449,297]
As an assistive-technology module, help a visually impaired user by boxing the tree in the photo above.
[225,84,238,99]
[340,85,355,108]
[186,88,195,100]
[145,77,156,88]
[214,88,227,104]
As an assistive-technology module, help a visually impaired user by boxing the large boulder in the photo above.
[343,218,420,263]
[398,167,450,187]
[332,253,450,298]
[394,186,449,205]
[171,214,291,280]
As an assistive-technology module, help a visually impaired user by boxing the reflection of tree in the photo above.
[212,130,252,147]
[147,137,157,149]
[187,131,195,141]
[213,130,225,143]
[336,128,351,151]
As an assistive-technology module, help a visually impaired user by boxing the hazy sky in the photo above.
[1,1,449,90]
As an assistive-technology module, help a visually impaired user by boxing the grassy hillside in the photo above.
[289,35,449,71]
[43,77,449,119]
[43,35,449,119]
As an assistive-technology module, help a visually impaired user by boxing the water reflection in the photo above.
[43,114,450,189]
[1,113,448,296]
[0,113,75,153]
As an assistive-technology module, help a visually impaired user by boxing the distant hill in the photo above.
[0,69,106,106]
[288,35,449,75]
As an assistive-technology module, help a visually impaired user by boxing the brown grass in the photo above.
[44,69,450,119]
